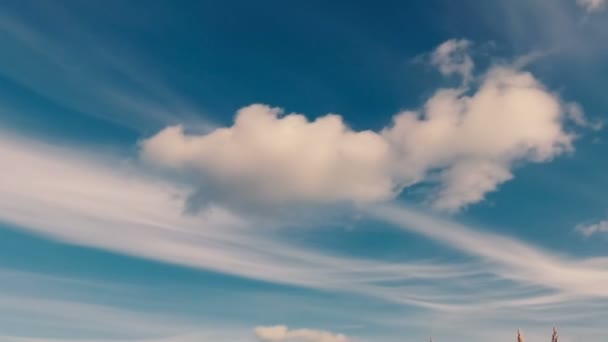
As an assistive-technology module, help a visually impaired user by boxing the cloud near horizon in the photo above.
[255,326,349,342]
[140,41,588,212]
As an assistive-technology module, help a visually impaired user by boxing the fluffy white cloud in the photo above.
[141,104,395,205]
[577,0,606,12]
[432,160,513,211]
[430,39,474,82]
[141,42,586,212]
[254,326,349,342]
[576,220,608,237]
[383,67,574,211]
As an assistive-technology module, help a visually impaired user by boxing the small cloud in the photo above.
[566,103,603,131]
[430,38,474,83]
[254,325,350,342]
[577,0,606,12]
[575,219,608,237]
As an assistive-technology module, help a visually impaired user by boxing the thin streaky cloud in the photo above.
[366,204,608,297]
[1,132,607,318]
[0,133,493,311]
[0,10,212,132]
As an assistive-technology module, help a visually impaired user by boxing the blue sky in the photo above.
[1,1,608,341]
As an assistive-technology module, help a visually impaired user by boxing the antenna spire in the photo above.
[517,329,524,342]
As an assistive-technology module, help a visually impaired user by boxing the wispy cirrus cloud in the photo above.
[2,131,608,339]
[0,10,211,132]
[0,271,206,341]
[577,0,606,12]
[430,38,474,83]
[365,204,608,298]
[575,219,608,237]
[0,268,259,342]
[0,132,489,310]
[3,132,608,309]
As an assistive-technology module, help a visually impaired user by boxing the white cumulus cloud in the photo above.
[141,105,394,205]
[254,325,349,342]
[141,41,588,212]
[383,66,575,211]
